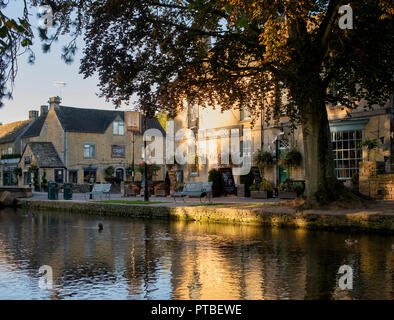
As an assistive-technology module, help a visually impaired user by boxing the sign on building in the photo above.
[125,111,141,132]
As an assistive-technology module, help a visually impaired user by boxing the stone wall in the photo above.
[359,161,394,200]
[19,200,394,233]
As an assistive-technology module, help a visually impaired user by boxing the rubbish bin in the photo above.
[48,181,59,200]
[63,183,73,200]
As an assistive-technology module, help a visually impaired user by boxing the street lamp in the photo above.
[131,131,135,184]
[143,116,149,202]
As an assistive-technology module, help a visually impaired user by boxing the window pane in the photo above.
[332,129,364,180]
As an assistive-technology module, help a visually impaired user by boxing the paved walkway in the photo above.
[25,192,282,207]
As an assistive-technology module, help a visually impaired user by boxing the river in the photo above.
[0,208,392,300]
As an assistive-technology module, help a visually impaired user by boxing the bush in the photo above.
[260,179,273,192]
[208,168,222,196]
[283,149,302,168]
[41,169,48,190]
[249,183,260,191]
[13,167,22,176]
[249,179,273,192]
[278,179,304,196]
[105,166,115,177]
[1,154,21,160]
[175,182,184,192]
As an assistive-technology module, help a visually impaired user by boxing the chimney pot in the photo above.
[40,105,49,115]
[29,110,39,120]
[48,96,62,109]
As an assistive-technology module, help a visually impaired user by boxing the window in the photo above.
[54,169,64,183]
[23,172,31,185]
[240,106,251,121]
[8,147,12,154]
[69,170,78,184]
[24,156,31,165]
[113,120,125,136]
[188,103,199,128]
[84,143,96,159]
[84,169,97,183]
[2,166,17,186]
[112,145,125,158]
[332,130,363,180]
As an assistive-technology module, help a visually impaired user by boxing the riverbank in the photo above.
[18,199,394,233]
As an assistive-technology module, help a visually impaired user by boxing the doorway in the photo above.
[116,168,124,181]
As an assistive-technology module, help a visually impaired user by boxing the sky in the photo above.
[0,1,129,125]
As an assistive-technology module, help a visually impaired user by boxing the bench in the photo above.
[174,182,213,203]
[84,183,112,201]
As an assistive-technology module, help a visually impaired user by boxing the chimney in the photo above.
[40,105,49,116]
[48,96,62,109]
[29,110,39,120]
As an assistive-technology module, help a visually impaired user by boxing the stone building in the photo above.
[172,96,393,192]
[0,109,47,187]
[2,96,166,188]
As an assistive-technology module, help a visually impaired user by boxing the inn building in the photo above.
[0,97,165,188]
[172,96,393,190]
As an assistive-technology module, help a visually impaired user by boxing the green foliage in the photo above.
[359,139,380,161]
[13,167,22,176]
[1,154,21,160]
[41,169,48,189]
[0,6,33,107]
[175,182,184,192]
[208,168,222,196]
[135,162,161,180]
[249,183,260,191]
[278,179,304,196]
[208,169,221,185]
[28,165,39,190]
[125,166,134,176]
[23,0,394,203]
[281,149,302,168]
[254,149,274,178]
[254,149,274,167]
[249,179,273,192]
[260,179,273,192]
[104,166,115,177]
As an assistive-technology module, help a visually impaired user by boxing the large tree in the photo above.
[0,1,33,107]
[16,1,394,204]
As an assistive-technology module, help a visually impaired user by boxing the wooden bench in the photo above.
[174,182,213,203]
[84,183,112,200]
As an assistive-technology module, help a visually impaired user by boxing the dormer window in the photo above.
[113,120,125,136]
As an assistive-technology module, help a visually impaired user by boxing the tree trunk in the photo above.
[302,95,339,205]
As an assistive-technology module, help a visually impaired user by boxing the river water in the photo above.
[0,208,392,300]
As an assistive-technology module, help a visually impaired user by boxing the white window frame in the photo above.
[113,120,125,136]
[83,143,96,159]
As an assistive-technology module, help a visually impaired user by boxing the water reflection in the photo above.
[0,208,392,300]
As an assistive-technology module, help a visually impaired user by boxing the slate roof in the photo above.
[21,115,47,139]
[25,142,65,168]
[54,106,166,135]
[0,120,31,144]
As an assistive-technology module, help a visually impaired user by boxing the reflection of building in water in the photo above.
[0,209,393,300]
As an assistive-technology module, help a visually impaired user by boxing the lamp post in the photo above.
[88,164,93,200]
[143,116,149,202]
[131,131,135,184]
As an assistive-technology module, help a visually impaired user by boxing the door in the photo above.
[278,140,290,184]
[116,168,124,181]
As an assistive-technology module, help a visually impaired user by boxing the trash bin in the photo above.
[63,183,73,200]
[48,181,59,200]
